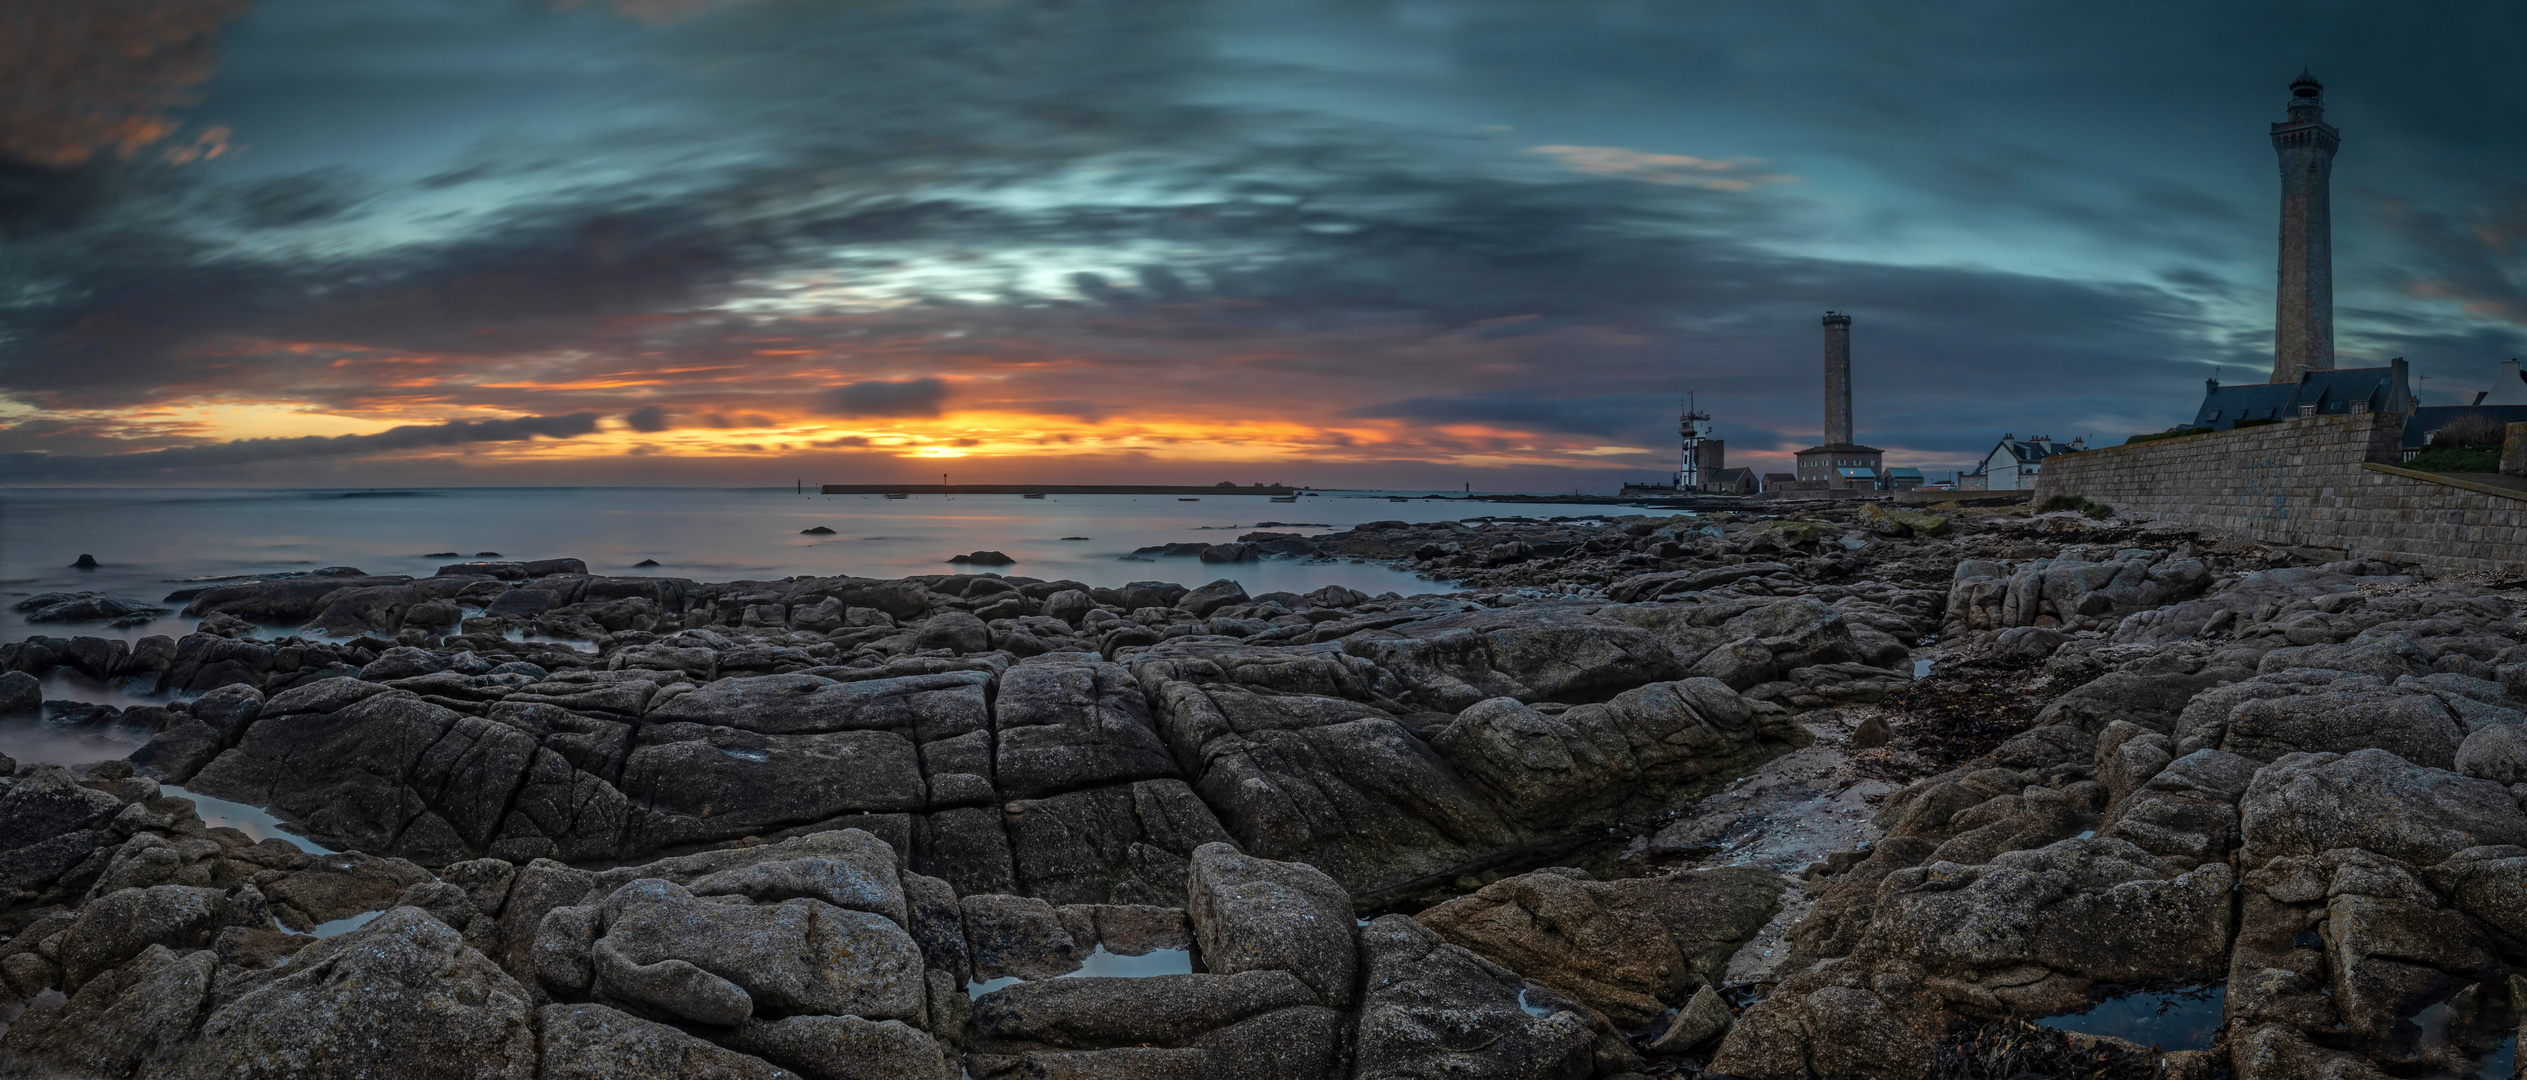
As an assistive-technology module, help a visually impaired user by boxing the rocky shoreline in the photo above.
[3,501,2524,1078]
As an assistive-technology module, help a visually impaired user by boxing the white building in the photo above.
[1978,434,2084,491]
[2473,359,2527,406]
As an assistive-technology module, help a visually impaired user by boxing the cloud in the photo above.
[622,405,671,432]
[232,170,365,229]
[820,378,948,418]
[0,0,246,170]
[1528,146,1796,192]
[10,0,2516,490]
[0,412,601,478]
[1343,393,1667,436]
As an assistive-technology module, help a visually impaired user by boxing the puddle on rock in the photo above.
[2478,1034,2517,1078]
[1516,987,1557,1018]
[2411,999,2517,1079]
[161,785,336,854]
[309,910,381,938]
[966,946,1193,999]
[2034,984,2223,1050]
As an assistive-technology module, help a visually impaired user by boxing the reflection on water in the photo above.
[0,717,149,767]
[2479,1034,2517,1079]
[966,945,1196,999]
[2034,983,2223,1050]
[161,784,336,854]
[41,669,174,709]
[1,488,1638,642]
[309,910,381,937]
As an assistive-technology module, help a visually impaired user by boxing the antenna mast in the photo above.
[1677,391,1712,490]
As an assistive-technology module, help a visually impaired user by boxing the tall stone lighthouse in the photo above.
[2269,71,2339,384]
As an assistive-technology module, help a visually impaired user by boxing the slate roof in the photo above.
[2194,364,2409,429]
[1991,437,2077,465]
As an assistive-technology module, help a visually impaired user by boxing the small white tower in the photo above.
[1677,393,1713,489]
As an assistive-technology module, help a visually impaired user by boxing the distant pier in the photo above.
[820,484,1300,496]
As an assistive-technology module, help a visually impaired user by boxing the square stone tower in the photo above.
[2270,71,2339,384]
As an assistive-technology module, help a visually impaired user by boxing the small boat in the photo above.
[884,493,909,500]
[1179,497,1200,502]
[1022,493,1045,499]
[1269,495,1298,503]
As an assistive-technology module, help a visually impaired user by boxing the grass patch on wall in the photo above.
[2409,445,2502,474]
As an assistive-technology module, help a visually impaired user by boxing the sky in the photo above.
[3,0,2526,489]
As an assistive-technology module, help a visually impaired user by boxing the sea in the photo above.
[0,486,1641,645]
[0,485,1645,766]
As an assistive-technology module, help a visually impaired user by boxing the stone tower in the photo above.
[2270,71,2339,384]
[1823,311,1854,445]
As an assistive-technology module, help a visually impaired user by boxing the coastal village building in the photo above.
[2194,362,2412,430]
[2391,358,2527,458]
[1701,467,1758,495]
[2473,360,2527,405]
[1976,435,2082,491]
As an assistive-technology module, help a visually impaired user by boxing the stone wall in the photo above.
[2034,411,2527,576]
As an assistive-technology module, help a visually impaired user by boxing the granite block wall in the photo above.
[2034,411,2527,576]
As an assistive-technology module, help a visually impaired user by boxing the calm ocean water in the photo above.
[0,487,1632,645]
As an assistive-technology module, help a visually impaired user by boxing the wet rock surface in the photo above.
[8,502,2527,1077]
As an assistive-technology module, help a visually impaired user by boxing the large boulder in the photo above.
[2219,690,2465,768]
[549,876,924,1026]
[1186,843,1357,1007]
[1429,678,1763,826]
[1414,866,1782,1026]
[56,884,259,989]
[726,1014,953,1080]
[1850,837,2235,1015]
[1351,915,1599,1080]
[1341,605,1692,711]
[303,584,420,636]
[0,944,218,1077]
[536,1002,798,1080]
[644,671,990,737]
[2098,748,2261,868]
[993,656,1177,800]
[2238,750,2527,867]
[176,907,537,1079]
[1707,980,1940,1080]
[0,763,126,902]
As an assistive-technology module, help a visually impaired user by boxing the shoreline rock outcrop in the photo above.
[12,500,2527,1077]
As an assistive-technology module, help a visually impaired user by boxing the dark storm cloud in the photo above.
[1343,394,1666,436]
[232,169,366,228]
[8,0,2527,483]
[0,412,601,478]
[0,0,247,231]
[820,379,948,418]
